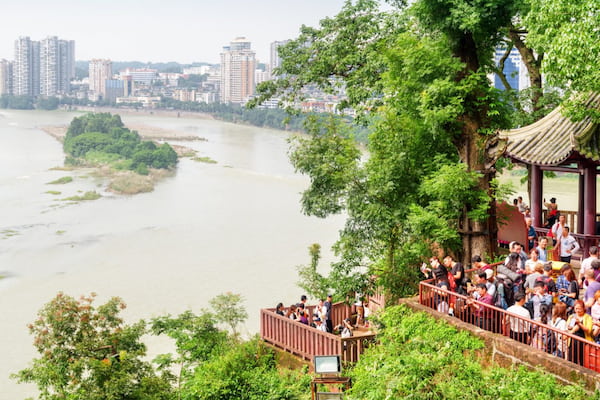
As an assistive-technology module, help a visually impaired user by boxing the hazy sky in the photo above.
[0,0,348,64]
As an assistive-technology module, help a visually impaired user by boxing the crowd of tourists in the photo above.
[422,221,600,366]
[273,295,371,338]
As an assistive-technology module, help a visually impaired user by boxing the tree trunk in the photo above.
[453,32,498,265]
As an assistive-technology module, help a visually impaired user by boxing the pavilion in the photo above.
[498,93,600,256]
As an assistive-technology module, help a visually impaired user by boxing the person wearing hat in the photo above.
[313,316,327,332]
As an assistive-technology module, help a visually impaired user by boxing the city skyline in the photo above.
[0,0,348,64]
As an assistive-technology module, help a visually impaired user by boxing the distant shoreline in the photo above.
[67,105,216,121]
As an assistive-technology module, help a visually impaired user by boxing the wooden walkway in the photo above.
[260,302,376,363]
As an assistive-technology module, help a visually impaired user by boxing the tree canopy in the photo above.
[63,113,178,173]
[255,0,599,300]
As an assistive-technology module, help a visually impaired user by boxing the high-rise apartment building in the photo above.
[0,59,12,95]
[14,37,35,96]
[269,40,289,78]
[89,59,113,98]
[13,36,74,97]
[220,37,256,104]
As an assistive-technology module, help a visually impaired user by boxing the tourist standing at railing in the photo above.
[559,226,580,263]
[504,292,531,344]
[313,316,327,332]
[525,281,553,320]
[551,302,568,358]
[583,270,600,313]
[471,255,490,271]
[517,196,528,214]
[286,304,298,320]
[566,300,593,365]
[466,283,494,331]
[444,255,466,295]
[544,197,559,228]
[550,214,566,243]
[324,294,333,333]
[579,246,598,289]
[590,291,600,340]
[275,302,285,316]
[531,303,552,351]
[536,237,549,262]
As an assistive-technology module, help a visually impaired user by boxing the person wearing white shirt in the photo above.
[504,292,531,344]
[559,226,580,263]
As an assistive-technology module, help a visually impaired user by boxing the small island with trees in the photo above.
[51,112,179,195]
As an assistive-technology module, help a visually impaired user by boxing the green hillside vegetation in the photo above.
[63,113,178,174]
[14,293,311,400]
[348,305,594,399]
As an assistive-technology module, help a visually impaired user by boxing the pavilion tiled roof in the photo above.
[499,93,600,166]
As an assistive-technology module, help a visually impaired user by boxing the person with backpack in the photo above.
[444,255,466,295]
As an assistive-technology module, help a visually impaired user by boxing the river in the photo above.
[0,109,345,399]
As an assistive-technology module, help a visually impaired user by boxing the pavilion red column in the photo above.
[530,165,543,228]
[584,163,597,235]
[579,170,585,234]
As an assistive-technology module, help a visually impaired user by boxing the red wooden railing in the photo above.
[260,302,376,363]
[419,280,600,372]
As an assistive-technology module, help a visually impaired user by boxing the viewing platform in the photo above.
[260,302,376,364]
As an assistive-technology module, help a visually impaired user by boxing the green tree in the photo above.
[253,0,525,298]
[525,0,600,120]
[150,310,228,396]
[208,292,248,338]
[183,338,311,400]
[13,293,173,400]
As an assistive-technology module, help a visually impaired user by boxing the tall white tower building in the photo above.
[220,37,256,104]
[269,40,289,78]
[13,37,36,96]
[13,36,74,97]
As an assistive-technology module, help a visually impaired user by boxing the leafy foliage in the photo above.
[209,292,248,337]
[63,113,178,172]
[13,293,173,400]
[349,305,594,399]
[183,338,311,400]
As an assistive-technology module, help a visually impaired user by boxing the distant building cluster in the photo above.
[0,35,349,111]
[0,36,75,97]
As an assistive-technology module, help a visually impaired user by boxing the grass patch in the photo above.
[45,190,61,195]
[62,191,101,201]
[108,173,154,194]
[56,230,66,235]
[47,176,73,185]
[192,156,218,164]
[1,229,19,239]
